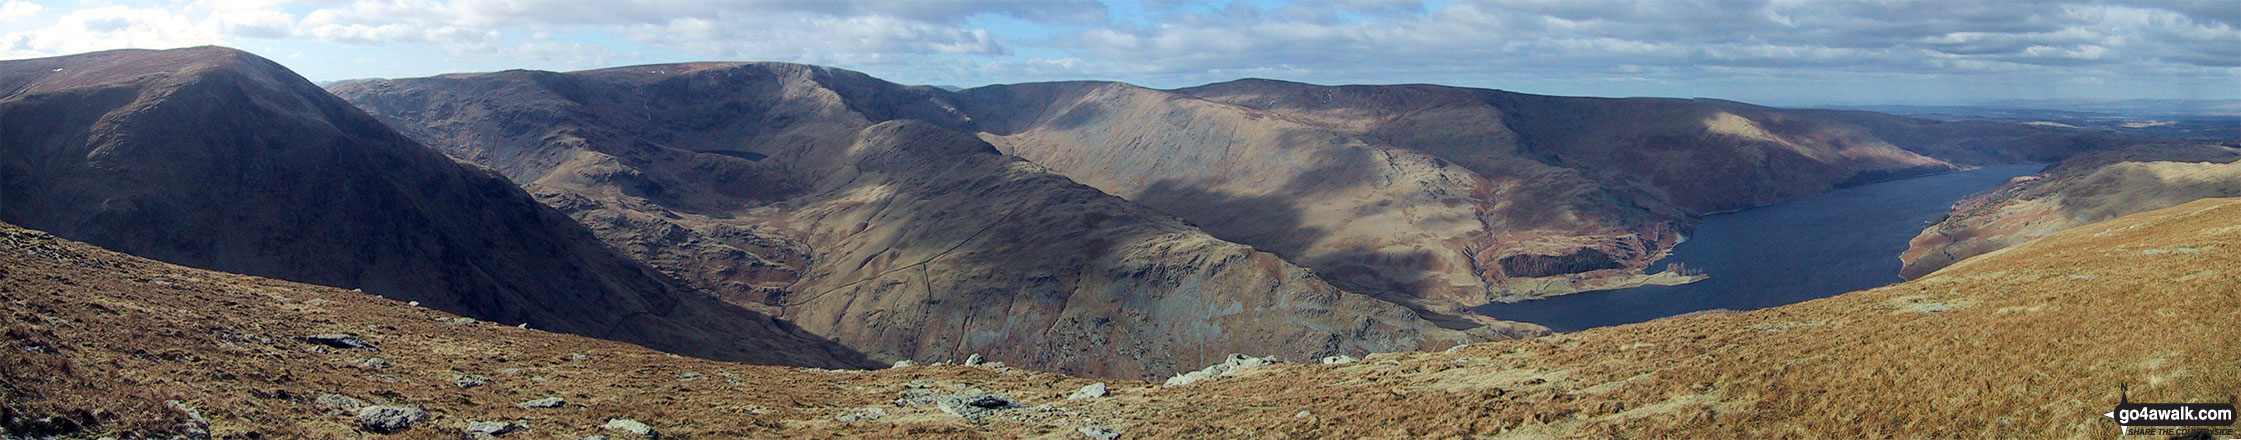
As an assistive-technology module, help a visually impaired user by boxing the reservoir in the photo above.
[1474,163,2046,332]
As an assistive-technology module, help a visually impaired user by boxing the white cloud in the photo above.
[0,0,2233,102]
[2,5,225,58]
[0,1,43,22]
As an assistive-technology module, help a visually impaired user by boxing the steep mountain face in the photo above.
[1901,141,2241,278]
[0,47,870,368]
[331,64,1492,379]
[955,79,2133,306]
[10,193,2236,438]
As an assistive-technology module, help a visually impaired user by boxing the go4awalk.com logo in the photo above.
[2105,385,2237,438]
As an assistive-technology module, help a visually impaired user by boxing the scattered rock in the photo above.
[1078,426,1120,440]
[1164,354,1277,386]
[890,359,915,368]
[601,419,658,438]
[464,420,525,438]
[896,388,947,406]
[1068,382,1108,400]
[964,353,983,366]
[454,374,489,388]
[498,368,520,376]
[358,357,391,370]
[356,405,426,434]
[936,390,1020,422]
[1295,410,1312,418]
[165,400,210,437]
[676,372,700,382]
[833,407,887,423]
[517,397,565,409]
[2141,247,2204,255]
[315,393,365,414]
[566,353,589,361]
[307,334,373,350]
[1320,355,1359,365]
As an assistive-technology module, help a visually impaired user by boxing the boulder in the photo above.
[356,406,426,434]
[1068,382,1108,400]
[516,397,565,409]
[601,419,658,439]
[314,393,364,414]
[1164,354,1276,386]
[1079,426,1121,440]
[464,420,524,438]
[307,334,372,350]
[936,391,1020,422]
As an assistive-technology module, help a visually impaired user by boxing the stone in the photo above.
[454,374,489,388]
[890,359,915,368]
[895,388,947,406]
[1078,426,1120,440]
[1067,382,1108,400]
[464,420,524,437]
[517,397,566,409]
[936,390,1020,422]
[307,334,372,350]
[315,393,365,414]
[964,353,983,366]
[834,407,887,423]
[358,357,391,369]
[1320,355,1359,365]
[601,419,658,438]
[356,406,426,434]
[1164,354,1276,386]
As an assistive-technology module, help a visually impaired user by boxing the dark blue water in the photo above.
[1474,164,2045,332]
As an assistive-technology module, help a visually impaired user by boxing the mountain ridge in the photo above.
[0,46,875,369]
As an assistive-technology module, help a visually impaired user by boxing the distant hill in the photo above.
[0,47,873,368]
[1903,141,2241,278]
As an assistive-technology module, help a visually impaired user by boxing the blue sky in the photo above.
[3,0,2237,106]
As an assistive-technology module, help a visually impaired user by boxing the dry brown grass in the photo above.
[7,197,2241,439]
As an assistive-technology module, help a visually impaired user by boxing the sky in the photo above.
[2,0,2237,106]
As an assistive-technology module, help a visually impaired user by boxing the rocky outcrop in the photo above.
[1901,141,2241,277]
[0,47,871,368]
[331,63,1493,379]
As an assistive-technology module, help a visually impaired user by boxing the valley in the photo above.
[1478,163,2045,331]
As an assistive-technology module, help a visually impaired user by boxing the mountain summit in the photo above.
[0,47,872,368]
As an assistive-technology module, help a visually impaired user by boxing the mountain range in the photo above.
[6,45,2236,439]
